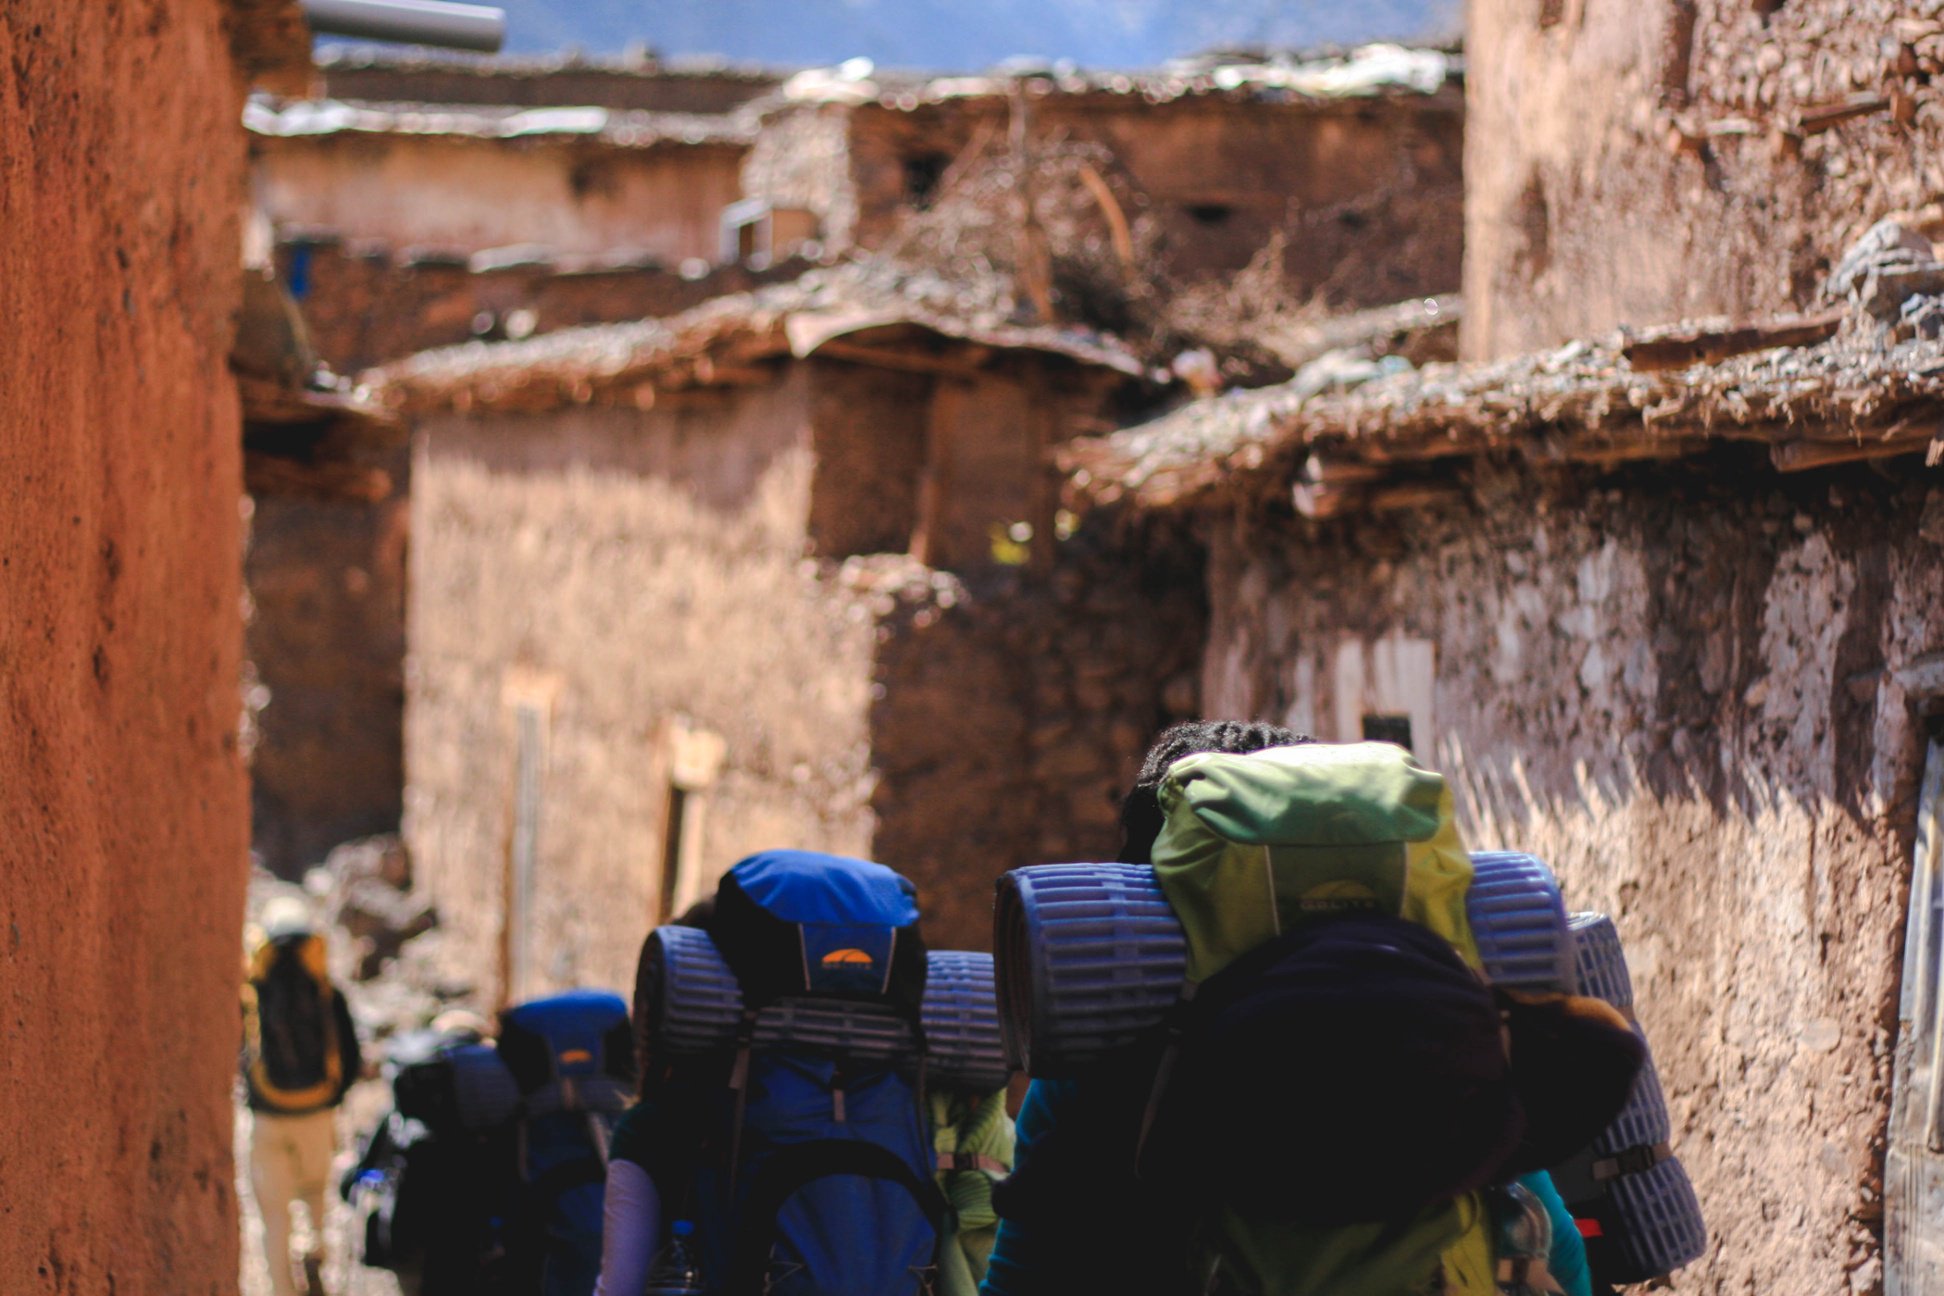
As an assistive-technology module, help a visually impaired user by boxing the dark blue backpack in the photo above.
[497,990,637,1296]
[686,850,946,1296]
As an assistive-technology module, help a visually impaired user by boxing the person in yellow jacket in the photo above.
[243,896,363,1296]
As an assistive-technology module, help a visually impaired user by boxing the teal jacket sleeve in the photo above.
[1518,1171,1591,1296]
[978,1078,1065,1296]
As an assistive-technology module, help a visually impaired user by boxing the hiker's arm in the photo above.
[1519,1171,1591,1296]
[593,1157,661,1296]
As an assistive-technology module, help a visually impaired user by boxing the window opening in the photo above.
[1361,713,1415,751]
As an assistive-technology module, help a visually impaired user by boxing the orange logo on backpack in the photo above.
[821,948,875,966]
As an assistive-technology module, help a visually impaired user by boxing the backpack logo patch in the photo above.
[821,948,875,967]
[1297,880,1386,915]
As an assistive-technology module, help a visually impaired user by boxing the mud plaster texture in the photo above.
[747,94,1465,307]
[870,519,1208,949]
[1465,0,1944,360]
[1197,461,1944,1295]
[405,372,883,1003]
[0,2,255,1292]
[252,133,746,262]
[403,353,1199,984]
[246,467,410,878]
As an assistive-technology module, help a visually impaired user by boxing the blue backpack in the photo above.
[680,850,947,1296]
[497,990,637,1296]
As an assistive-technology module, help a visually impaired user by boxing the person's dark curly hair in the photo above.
[1115,719,1313,864]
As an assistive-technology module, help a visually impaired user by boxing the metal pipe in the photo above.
[301,0,506,53]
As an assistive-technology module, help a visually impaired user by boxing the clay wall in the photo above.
[1465,0,1944,359]
[1196,459,1944,1294]
[404,373,882,1003]
[245,469,410,878]
[252,134,747,261]
[0,1,256,1291]
[832,94,1465,306]
[870,522,1208,949]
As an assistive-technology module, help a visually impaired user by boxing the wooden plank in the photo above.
[1769,435,1936,472]
[1622,309,1845,371]
[810,338,989,380]
[1797,94,1891,135]
[1888,741,1944,1295]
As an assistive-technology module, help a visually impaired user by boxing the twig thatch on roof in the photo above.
[370,264,1152,416]
[1063,318,1944,515]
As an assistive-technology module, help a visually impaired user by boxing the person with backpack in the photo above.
[982,721,1637,1296]
[597,849,1014,1296]
[243,896,364,1296]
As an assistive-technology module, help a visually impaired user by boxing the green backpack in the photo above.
[931,1087,1015,1296]
[1146,742,1497,1296]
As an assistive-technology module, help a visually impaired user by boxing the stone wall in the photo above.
[405,375,882,1003]
[836,93,1466,305]
[0,1,256,1291]
[1196,457,1944,1294]
[1465,0,1944,359]
[252,134,747,261]
[870,518,1208,950]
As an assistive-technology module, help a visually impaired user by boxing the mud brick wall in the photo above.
[405,378,882,1004]
[0,2,259,1291]
[1467,0,1944,358]
[870,521,1208,951]
[1197,459,1944,1295]
[832,93,1465,306]
[245,462,410,878]
[252,133,748,262]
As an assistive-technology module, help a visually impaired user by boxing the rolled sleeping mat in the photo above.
[639,925,1008,1090]
[993,863,1188,1076]
[993,854,1576,1076]
[923,950,1011,1093]
[1466,851,1575,993]
[641,924,744,1056]
[1550,912,1707,1283]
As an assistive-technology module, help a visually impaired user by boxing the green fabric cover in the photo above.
[1150,741,1494,1296]
[1153,742,1480,982]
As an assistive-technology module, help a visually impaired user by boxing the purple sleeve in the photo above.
[593,1158,661,1296]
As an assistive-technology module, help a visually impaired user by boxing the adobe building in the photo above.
[242,58,793,879]
[242,44,1472,884]
[0,1,309,1292]
[1065,258,1944,1295]
[370,270,1203,1002]
[1464,0,1944,359]
[742,44,1466,308]
[247,95,754,263]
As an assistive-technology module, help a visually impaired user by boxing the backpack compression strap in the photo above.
[724,1138,949,1296]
